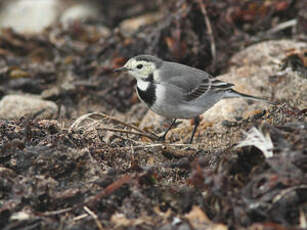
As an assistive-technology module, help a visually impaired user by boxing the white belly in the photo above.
[150,84,204,119]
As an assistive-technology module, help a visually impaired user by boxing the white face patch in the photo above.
[137,80,150,91]
[125,58,156,80]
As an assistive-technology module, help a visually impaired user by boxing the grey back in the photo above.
[159,61,212,93]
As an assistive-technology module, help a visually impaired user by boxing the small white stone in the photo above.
[10,211,31,221]
[172,217,182,225]
[0,95,58,120]
[60,3,100,26]
[119,12,162,35]
[0,0,61,34]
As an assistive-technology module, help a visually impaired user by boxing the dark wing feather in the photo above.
[185,79,234,101]
[185,78,210,101]
[160,61,234,101]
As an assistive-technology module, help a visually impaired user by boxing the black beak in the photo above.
[114,67,129,72]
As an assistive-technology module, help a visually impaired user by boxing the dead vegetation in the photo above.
[0,0,306,229]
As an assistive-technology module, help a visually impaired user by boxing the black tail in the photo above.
[224,89,277,105]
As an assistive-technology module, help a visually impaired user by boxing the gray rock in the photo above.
[0,95,58,120]
[204,39,307,123]
[60,2,110,37]
[60,3,100,25]
[119,12,163,35]
[0,0,61,34]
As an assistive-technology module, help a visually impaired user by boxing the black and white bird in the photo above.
[115,55,272,143]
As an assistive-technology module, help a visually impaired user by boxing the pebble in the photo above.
[0,95,58,120]
[119,12,162,35]
[60,3,101,27]
[0,0,108,34]
[0,0,61,34]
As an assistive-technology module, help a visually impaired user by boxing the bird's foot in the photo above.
[157,135,166,142]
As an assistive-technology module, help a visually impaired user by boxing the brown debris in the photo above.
[0,1,306,230]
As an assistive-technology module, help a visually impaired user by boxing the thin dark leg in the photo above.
[159,119,177,141]
[189,116,200,144]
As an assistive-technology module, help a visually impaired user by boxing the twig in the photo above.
[267,19,297,35]
[41,175,133,220]
[41,207,72,216]
[69,112,159,138]
[85,174,133,205]
[117,142,206,149]
[73,214,88,221]
[112,133,143,144]
[96,127,158,141]
[102,113,156,136]
[69,113,98,132]
[197,0,216,65]
[300,208,307,229]
[86,147,105,175]
[130,144,135,159]
[84,206,104,230]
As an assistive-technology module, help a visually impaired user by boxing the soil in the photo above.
[0,1,306,229]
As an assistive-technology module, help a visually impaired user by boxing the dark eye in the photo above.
[136,64,143,69]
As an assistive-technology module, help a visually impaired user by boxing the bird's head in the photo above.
[114,55,163,81]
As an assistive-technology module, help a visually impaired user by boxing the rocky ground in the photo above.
[0,1,306,230]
